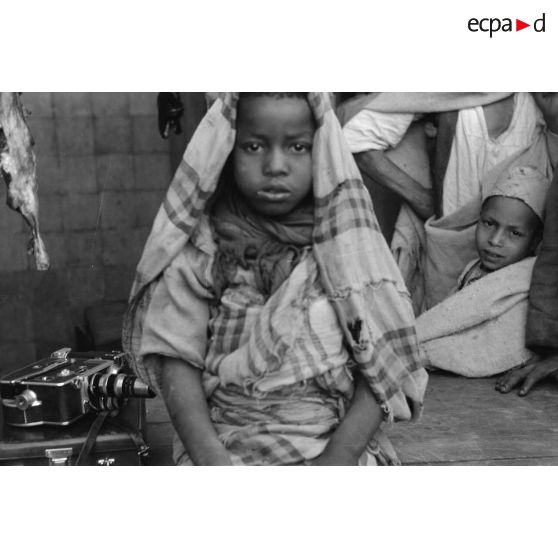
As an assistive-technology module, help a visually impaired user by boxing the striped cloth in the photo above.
[123,93,428,465]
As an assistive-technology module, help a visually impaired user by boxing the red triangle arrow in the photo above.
[516,19,530,31]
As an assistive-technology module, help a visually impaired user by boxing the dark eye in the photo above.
[291,142,311,153]
[510,230,524,237]
[481,219,494,228]
[242,142,263,153]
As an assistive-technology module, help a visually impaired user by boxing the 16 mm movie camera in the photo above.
[0,348,155,427]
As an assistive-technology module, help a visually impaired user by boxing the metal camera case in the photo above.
[0,348,123,427]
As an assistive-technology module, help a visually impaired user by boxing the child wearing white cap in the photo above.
[457,166,549,290]
[415,166,550,377]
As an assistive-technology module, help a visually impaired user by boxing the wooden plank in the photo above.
[390,372,558,464]
[405,456,558,466]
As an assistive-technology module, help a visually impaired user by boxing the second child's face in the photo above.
[233,96,315,217]
[476,196,540,272]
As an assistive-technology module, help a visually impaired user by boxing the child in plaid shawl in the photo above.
[124,93,427,465]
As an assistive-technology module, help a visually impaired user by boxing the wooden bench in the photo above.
[143,371,558,465]
[390,371,558,465]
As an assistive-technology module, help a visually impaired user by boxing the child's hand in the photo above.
[495,353,558,396]
[533,93,558,135]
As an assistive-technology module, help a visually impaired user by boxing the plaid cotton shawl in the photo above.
[123,93,427,425]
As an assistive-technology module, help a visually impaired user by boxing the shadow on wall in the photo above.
[0,92,206,374]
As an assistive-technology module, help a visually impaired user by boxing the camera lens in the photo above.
[88,373,155,399]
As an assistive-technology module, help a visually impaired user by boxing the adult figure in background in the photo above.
[340,93,557,312]
[496,93,558,396]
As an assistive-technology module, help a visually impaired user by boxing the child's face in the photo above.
[233,96,315,217]
[475,196,540,272]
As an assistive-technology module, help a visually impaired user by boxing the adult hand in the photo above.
[533,93,558,134]
[495,353,558,396]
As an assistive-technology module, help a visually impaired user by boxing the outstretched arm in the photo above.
[311,374,384,466]
[161,356,232,465]
[354,150,435,220]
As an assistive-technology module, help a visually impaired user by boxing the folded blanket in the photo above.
[416,257,536,377]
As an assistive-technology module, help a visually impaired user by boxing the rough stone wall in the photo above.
[0,93,173,373]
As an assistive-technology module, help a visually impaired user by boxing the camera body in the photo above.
[0,348,154,427]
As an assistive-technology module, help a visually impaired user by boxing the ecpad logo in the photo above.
[468,12,546,37]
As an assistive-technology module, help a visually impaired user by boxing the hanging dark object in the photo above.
[157,93,184,139]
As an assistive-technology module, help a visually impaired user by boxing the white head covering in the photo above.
[483,165,550,222]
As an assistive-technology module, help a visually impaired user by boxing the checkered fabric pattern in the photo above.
[123,93,428,464]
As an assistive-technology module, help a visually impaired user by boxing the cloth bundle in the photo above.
[417,257,536,377]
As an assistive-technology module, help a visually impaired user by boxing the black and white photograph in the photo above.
[2,91,558,467]
[2,1,558,556]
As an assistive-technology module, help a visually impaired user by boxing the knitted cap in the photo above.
[484,165,549,222]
